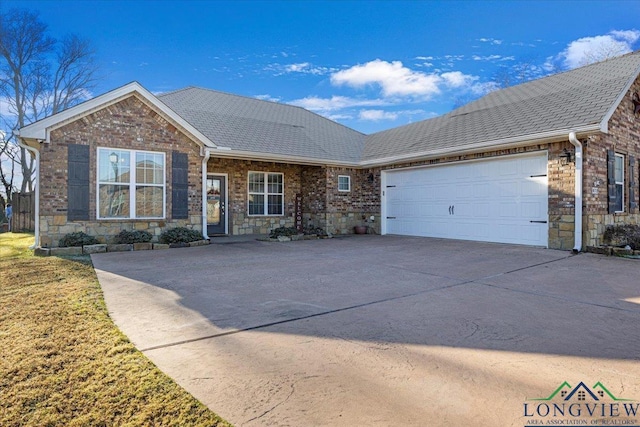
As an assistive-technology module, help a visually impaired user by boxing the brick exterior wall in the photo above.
[39,95,203,247]
[582,76,640,247]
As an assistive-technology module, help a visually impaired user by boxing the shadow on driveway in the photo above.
[92,236,640,426]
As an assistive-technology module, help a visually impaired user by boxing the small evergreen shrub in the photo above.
[603,224,640,250]
[303,225,327,236]
[269,226,299,238]
[114,230,153,244]
[159,227,202,244]
[59,231,99,247]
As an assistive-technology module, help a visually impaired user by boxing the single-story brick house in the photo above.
[17,50,640,250]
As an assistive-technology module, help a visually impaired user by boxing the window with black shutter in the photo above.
[171,151,189,219]
[68,144,90,221]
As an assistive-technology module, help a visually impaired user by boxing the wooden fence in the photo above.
[12,192,35,232]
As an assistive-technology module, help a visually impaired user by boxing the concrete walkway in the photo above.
[92,236,640,426]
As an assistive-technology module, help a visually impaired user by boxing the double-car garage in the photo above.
[381,152,549,246]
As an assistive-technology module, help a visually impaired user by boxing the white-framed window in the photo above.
[338,175,351,192]
[248,171,283,216]
[614,153,625,213]
[97,148,166,219]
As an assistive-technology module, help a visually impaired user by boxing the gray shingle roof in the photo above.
[363,50,640,162]
[158,87,366,163]
[157,51,640,165]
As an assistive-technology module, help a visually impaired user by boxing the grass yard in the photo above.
[0,233,231,427]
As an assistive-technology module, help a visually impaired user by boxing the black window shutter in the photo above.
[607,149,617,214]
[171,151,189,219]
[67,144,90,221]
[630,155,638,211]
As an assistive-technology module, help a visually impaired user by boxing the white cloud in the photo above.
[358,109,398,121]
[285,62,310,72]
[559,29,640,68]
[441,71,477,88]
[329,60,480,100]
[478,38,502,45]
[265,62,335,76]
[330,59,442,97]
[414,56,434,60]
[472,54,503,61]
[289,95,389,112]
[254,94,281,102]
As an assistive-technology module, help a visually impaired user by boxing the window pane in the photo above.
[268,194,283,215]
[136,186,164,218]
[248,172,264,193]
[99,184,130,218]
[136,152,164,184]
[99,149,130,183]
[615,183,623,212]
[267,173,283,194]
[615,155,624,183]
[338,176,350,191]
[249,194,264,215]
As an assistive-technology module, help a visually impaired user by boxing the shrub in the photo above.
[159,227,202,244]
[303,225,327,236]
[269,226,299,238]
[603,224,640,250]
[59,231,99,247]
[114,230,153,244]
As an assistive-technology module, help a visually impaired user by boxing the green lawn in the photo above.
[0,233,231,426]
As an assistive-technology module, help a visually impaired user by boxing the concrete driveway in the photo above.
[92,236,640,426]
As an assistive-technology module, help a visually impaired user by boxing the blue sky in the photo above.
[6,0,640,133]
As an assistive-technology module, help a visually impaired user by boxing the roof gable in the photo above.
[18,82,217,149]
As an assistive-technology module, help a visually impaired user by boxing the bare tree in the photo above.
[0,8,97,196]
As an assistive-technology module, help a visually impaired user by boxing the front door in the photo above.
[207,175,226,235]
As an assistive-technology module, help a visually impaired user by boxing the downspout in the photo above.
[568,132,582,253]
[16,136,40,248]
[201,149,211,240]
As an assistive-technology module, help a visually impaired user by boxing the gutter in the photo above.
[201,150,211,240]
[15,134,40,248]
[568,132,583,252]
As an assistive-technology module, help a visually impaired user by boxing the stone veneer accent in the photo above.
[39,95,203,247]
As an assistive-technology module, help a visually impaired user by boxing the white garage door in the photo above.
[382,153,548,246]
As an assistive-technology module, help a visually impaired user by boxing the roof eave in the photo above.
[206,147,359,167]
[358,125,603,167]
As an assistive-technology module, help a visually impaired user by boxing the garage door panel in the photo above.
[383,153,548,246]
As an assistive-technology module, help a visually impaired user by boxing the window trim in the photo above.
[615,153,625,213]
[247,171,284,216]
[96,147,166,220]
[338,175,351,192]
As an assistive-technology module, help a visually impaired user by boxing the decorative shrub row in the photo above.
[158,227,203,244]
[114,230,153,244]
[58,227,202,247]
[603,224,640,250]
[59,232,99,247]
[269,225,328,238]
